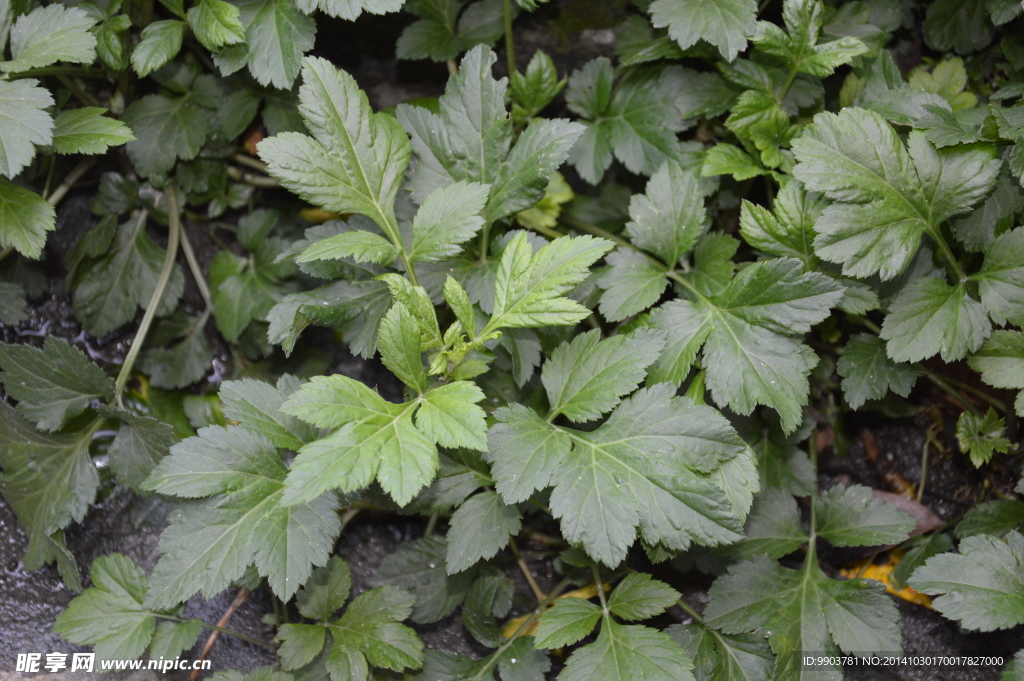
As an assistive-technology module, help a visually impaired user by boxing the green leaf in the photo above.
[606,573,680,622]
[415,381,488,450]
[647,0,756,60]
[702,144,768,181]
[103,410,174,492]
[879,276,991,363]
[721,487,808,559]
[956,408,1011,467]
[95,14,132,71]
[910,530,1024,632]
[259,57,410,234]
[51,107,135,155]
[596,250,669,322]
[295,0,402,20]
[541,328,665,423]
[0,180,54,259]
[490,385,753,566]
[280,582,422,680]
[0,402,98,570]
[566,61,692,183]
[220,377,318,451]
[0,337,114,432]
[0,79,53,179]
[511,50,564,119]
[137,320,212,390]
[614,15,685,67]
[706,556,902,678]
[445,490,522,573]
[968,331,1024,417]
[296,556,351,621]
[489,232,613,331]
[974,227,1024,326]
[298,230,398,265]
[626,161,707,266]
[651,258,843,433]
[187,0,245,50]
[370,535,475,623]
[122,92,207,177]
[560,621,695,681]
[141,425,341,607]
[130,20,185,77]
[281,375,482,505]
[236,0,316,89]
[209,250,291,343]
[890,532,954,590]
[836,334,918,409]
[378,302,428,392]
[55,555,200,663]
[533,597,602,649]
[73,212,185,337]
[815,484,916,547]
[957,501,1024,539]
[209,669,294,681]
[409,181,488,263]
[924,0,993,54]
[443,276,476,336]
[0,5,96,73]
[668,624,773,681]
[792,108,1000,280]
[751,0,868,77]
[499,637,551,681]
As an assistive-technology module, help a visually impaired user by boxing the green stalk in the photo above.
[46,159,97,207]
[503,0,516,77]
[113,187,182,404]
[591,564,609,617]
[178,224,214,311]
[156,615,274,651]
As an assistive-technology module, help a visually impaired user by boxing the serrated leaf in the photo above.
[0,5,96,73]
[51,107,135,155]
[974,227,1024,326]
[102,408,174,492]
[792,108,1000,280]
[625,161,707,266]
[415,381,488,450]
[0,337,113,432]
[533,598,602,649]
[0,281,27,324]
[721,487,807,560]
[836,334,917,410]
[738,181,822,268]
[220,377,318,451]
[968,331,1024,416]
[141,426,341,607]
[668,624,773,681]
[560,621,695,681]
[957,501,1024,539]
[371,535,474,623]
[596,250,668,322]
[956,408,1011,467]
[137,321,212,390]
[815,484,916,547]
[541,328,665,423]
[910,530,1024,632]
[296,556,351,621]
[298,230,398,265]
[499,637,551,681]
[236,0,316,89]
[295,0,402,20]
[647,0,756,60]
[0,80,53,180]
[606,573,680,621]
[187,0,245,51]
[703,144,767,181]
[131,20,185,77]
[55,554,200,663]
[511,50,564,119]
[924,0,993,54]
[488,232,612,331]
[73,212,184,337]
[122,92,207,177]
[409,181,489,263]
[0,402,98,570]
[751,0,868,77]
[879,276,991,363]
[445,490,522,573]
[566,61,692,183]
[378,302,427,392]
[490,384,753,567]
[259,57,409,235]
[706,556,902,679]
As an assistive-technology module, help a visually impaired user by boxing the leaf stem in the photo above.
[113,188,181,404]
[591,564,609,617]
[918,367,980,415]
[446,58,459,76]
[46,159,97,206]
[926,227,968,283]
[510,536,545,602]
[178,224,214,311]
[424,511,440,535]
[674,598,704,624]
[156,614,274,651]
[232,153,269,173]
[559,214,630,249]
[503,0,516,77]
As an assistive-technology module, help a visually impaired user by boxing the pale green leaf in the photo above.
[648,0,756,60]
[0,5,96,73]
[815,484,916,547]
[51,107,135,155]
[130,20,185,77]
[880,276,991,363]
[533,598,602,649]
[445,490,522,573]
[0,79,53,179]
[836,333,918,409]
